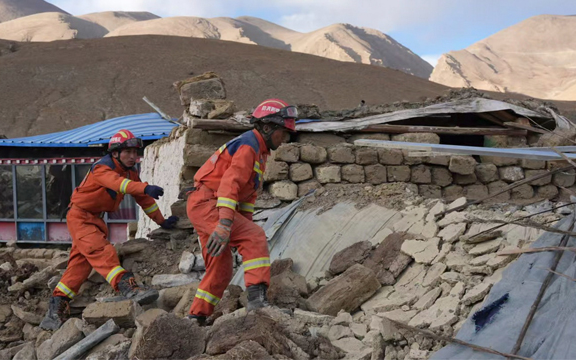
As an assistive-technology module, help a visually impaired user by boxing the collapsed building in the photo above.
[1,72,576,359]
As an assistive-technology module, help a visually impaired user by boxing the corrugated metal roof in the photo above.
[0,113,178,147]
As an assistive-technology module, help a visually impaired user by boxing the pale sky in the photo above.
[49,0,576,66]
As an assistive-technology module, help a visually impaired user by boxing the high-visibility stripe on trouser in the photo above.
[56,282,77,299]
[186,186,271,317]
[194,289,221,306]
[243,257,271,271]
[106,266,126,284]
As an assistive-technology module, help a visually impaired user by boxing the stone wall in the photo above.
[137,127,188,238]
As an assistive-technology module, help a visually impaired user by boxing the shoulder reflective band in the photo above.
[119,179,132,194]
[217,197,238,210]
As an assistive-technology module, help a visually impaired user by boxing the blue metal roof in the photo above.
[0,113,178,147]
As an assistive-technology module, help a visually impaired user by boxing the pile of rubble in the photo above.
[0,191,566,359]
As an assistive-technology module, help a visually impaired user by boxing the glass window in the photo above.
[16,166,43,219]
[74,165,91,187]
[46,164,73,219]
[0,166,14,219]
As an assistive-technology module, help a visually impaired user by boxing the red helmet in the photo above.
[108,129,143,152]
[251,98,297,132]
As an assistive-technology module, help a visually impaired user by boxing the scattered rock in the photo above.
[468,238,503,256]
[37,318,85,360]
[151,273,200,287]
[462,283,493,306]
[83,300,143,328]
[437,223,467,243]
[400,238,440,264]
[329,241,372,275]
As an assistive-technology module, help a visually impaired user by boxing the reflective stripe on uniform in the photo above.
[143,203,159,214]
[106,266,125,284]
[119,179,132,194]
[243,257,271,272]
[216,197,238,210]
[218,144,227,153]
[253,162,263,175]
[239,202,255,213]
[56,282,76,299]
[195,289,221,306]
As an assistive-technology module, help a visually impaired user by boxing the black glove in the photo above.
[144,185,164,199]
[161,216,179,229]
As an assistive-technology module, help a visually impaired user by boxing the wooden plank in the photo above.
[359,124,527,136]
[477,112,505,126]
[192,119,252,131]
[503,122,550,135]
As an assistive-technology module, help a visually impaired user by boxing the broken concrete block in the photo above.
[449,156,477,175]
[276,144,300,163]
[422,263,446,288]
[331,311,353,326]
[328,325,354,340]
[315,165,341,184]
[468,238,503,256]
[308,264,381,316]
[132,313,206,359]
[330,336,366,353]
[289,163,313,182]
[37,318,84,360]
[413,288,442,310]
[400,238,440,264]
[299,144,327,164]
[152,273,200,288]
[437,223,467,243]
[269,180,298,201]
[83,300,143,328]
[462,283,492,306]
[329,241,372,275]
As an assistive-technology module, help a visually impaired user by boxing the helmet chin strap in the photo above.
[258,124,280,151]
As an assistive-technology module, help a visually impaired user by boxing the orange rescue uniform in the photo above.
[187,129,271,316]
[53,154,165,299]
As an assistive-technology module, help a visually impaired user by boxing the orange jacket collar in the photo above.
[252,129,269,154]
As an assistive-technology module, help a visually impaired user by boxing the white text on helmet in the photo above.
[262,106,280,113]
[110,136,122,143]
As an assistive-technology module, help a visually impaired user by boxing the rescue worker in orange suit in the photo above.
[186,99,297,324]
[40,129,179,330]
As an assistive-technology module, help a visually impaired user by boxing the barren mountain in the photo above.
[106,16,433,78]
[78,11,160,32]
[0,12,108,41]
[430,15,576,101]
[0,36,447,138]
[0,0,67,23]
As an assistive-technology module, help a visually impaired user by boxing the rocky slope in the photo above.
[430,15,576,101]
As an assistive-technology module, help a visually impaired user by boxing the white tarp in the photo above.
[295,98,550,132]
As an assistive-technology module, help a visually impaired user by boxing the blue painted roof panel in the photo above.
[0,113,178,147]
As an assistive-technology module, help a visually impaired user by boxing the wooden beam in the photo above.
[192,119,252,131]
[504,122,550,135]
[477,112,505,126]
[360,124,527,136]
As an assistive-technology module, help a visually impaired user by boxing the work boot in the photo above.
[186,314,207,326]
[246,283,270,312]
[39,296,70,331]
[117,272,159,305]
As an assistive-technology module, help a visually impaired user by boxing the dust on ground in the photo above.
[299,183,421,214]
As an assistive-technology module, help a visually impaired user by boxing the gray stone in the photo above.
[443,185,464,201]
[521,159,546,169]
[487,180,511,203]
[419,185,442,199]
[437,223,467,243]
[365,164,387,185]
[297,180,323,197]
[289,163,313,182]
[411,165,431,184]
[449,156,477,175]
[356,148,379,165]
[431,167,453,187]
[468,239,503,256]
[464,184,489,201]
[480,156,518,166]
[297,133,346,147]
[462,283,492,305]
[328,145,356,164]
[331,337,366,353]
[342,164,365,183]
[269,180,298,201]
[276,144,300,163]
[536,185,559,200]
[511,184,534,199]
[453,173,477,185]
[293,309,334,327]
[315,165,342,184]
[499,166,524,182]
[83,300,143,328]
[422,263,447,287]
[37,318,84,360]
[378,149,403,165]
[329,241,373,275]
[553,170,576,187]
[328,325,354,340]
[400,238,440,264]
[387,166,411,182]
[300,144,327,164]
[263,161,289,182]
[178,251,196,274]
[525,170,552,186]
[475,163,499,183]
[129,309,168,358]
[12,342,35,360]
[179,77,226,105]
[426,155,451,166]
[379,309,418,323]
[413,288,442,310]
[11,305,43,325]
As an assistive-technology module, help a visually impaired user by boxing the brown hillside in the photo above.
[0,35,448,138]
